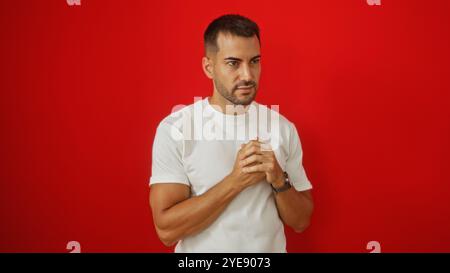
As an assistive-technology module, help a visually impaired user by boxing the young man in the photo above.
[149,14,313,252]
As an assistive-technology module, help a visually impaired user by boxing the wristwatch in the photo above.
[271,172,292,193]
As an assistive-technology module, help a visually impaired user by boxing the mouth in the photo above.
[236,87,253,95]
[235,86,255,93]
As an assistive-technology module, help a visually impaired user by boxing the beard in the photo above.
[214,78,257,106]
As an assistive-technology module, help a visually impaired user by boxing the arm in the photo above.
[240,140,314,233]
[272,184,314,233]
[150,147,266,247]
[150,177,240,247]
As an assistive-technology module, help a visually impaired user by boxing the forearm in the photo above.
[156,176,242,245]
[274,188,313,232]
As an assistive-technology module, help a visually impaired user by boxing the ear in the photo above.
[202,56,214,79]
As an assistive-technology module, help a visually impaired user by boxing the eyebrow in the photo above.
[223,55,261,62]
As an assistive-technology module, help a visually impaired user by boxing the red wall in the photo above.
[1,0,449,252]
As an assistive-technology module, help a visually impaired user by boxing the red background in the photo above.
[1,0,449,252]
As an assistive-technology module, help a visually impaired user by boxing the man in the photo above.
[149,14,313,252]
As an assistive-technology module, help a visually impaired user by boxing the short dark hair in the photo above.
[204,14,260,54]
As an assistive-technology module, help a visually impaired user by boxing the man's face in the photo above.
[206,33,261,106]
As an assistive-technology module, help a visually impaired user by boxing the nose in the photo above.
[239,63,253,82]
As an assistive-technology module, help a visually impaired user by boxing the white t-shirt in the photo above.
[149,97,312,253]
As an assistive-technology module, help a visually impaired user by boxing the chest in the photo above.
[182,139,288,196]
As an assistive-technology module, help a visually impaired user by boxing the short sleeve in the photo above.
[149,121,190,186]
[285,122,313,192]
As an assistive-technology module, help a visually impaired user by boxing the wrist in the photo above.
[271,175,285,188]
[271,172,292,193]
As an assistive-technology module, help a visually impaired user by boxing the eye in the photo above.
[251,58,260,64]
[227,61,239,67]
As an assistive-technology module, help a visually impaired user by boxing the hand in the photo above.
[239,140,285,188]
[227,140,266,190]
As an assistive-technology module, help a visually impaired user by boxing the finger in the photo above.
[260,151,280,166]
[239,140,263,160]
[246,152,275,165]
[237,143,248,159]
[243,140,261,150]
[240,154,270,167]
[242,144,262,158]
[243,163,273,173]
[260,150,275,156]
